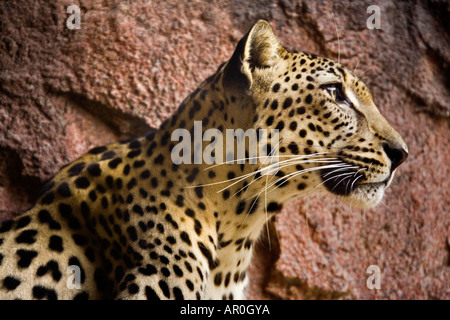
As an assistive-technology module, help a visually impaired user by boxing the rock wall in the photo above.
[0,0,448,299]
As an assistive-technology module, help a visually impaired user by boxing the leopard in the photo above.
[0,20,408,300]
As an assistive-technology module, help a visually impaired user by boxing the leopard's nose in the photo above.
[382,142,408,172]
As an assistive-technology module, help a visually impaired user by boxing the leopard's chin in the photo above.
[320,166,396,209]
[347,170,395,209]
[345,170,396,209]
[342,181,387,209]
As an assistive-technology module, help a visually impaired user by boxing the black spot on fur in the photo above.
[197,242,218,269]
[138,264,157,276]
[132,204,144,216]
[154,154,164,165]
[57,182,71,197]
[86,163,102,176]
[3,276,21,290]
[127,178,137,190]
[73,292,89,300]
[161,267,170,277]
[36,260,62,282]
[127,149,141,159]
[41,192,54,205]
[272,83,280,92]
[145,286,160,300]
[0,220,13,233]
[108,158,122,169]
[101,196,109,209]
[267,202,282,212]
[186,280,194,291]
[270,100,278,110]
[89,146,107,155]
[128,140,141,149]
[58,203,81,230]
[16,249,38,268]
[158,280,171,298]
[282,97,293,109]
[126,226,138,242]
[297,107,306,114]
[68,163,85,176]
[305,94,312,104]
[236,200,246,214]
[140,170,150,179]
[101,150,116,160]
[222,190,230,200]
[133,160,145,168]
[127,283,139,295]
[299,129,307,138]
[38,210,61,230]
[32,285,57,300]
[289,121,298,131]
[15,216,31,230]
[175,195,184,207]
[72,234,88,246]
[123,164,131,175]
[75,176,90,189]
[48,235,64,252]
[185,208,195,218]
[194,186,203,198]
[15,229,38,244]
[180,231,191,246]
[288,142,299,154]
[186,168,199,183]
[214,272,223,286]
[173,287,184,300]
[194,219,202,235]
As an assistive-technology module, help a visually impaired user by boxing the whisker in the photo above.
[356,66,374,78]
[345,175,352,194]
[353,167,367,177]
[332,172,357,191]
[353,58,360,73]
[204,137,286,170]
[350,174,364,192]
[188,156,340,190]
[345,170,364,194]
[238,139,286,202]
[255,163,356,198]
[367,162,373,173]
[203,151,337,170]
[322,166,356,178]
[227,158,342,199]
[258,162,350,194]
[306,166,359,194]
[331,11,341,64]
[264,174,271,250]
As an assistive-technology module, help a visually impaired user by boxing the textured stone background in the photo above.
[0,0,448,299]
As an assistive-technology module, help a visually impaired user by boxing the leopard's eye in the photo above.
[325,85,338,100]
[321,83,352,107]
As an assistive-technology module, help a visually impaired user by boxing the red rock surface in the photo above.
[0,0,448,299]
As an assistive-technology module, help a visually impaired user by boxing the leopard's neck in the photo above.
[138,74,281,299]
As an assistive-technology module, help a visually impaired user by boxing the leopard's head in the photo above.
[221,20,408,209]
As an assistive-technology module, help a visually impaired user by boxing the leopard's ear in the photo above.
[223,20,281,93]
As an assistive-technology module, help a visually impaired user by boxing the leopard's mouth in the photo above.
[320,164,365,196]
[355,169,395,190]
[320,162,394,209]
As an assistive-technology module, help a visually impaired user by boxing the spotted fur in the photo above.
[0,20,407,300]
